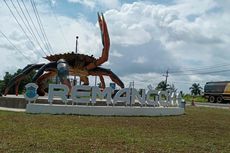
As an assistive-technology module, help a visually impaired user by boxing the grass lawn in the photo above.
[0,107,230,153]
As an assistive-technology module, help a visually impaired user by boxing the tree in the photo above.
[169,84,177,92]
[1,72,13,94]
[189,83,203,96]
[155,81,169,91]
[0,69,36,95]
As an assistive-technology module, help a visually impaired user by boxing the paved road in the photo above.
[188,102,230,109]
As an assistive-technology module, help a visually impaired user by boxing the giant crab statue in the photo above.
[4,13,124,96]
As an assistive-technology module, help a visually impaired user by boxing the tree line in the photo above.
[0,69,35,95]
[155,81,202,96]
[0,68,203,96]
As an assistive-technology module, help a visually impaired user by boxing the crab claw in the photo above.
[4,76,24,96]
[4,64,44,96]
[86,13,110,70]
[98,12,110,50]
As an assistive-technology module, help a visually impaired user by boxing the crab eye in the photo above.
[57,59,66,64]
[57,60,69,79]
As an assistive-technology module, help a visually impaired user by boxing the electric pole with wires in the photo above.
[73,36,79,86]
[163,69,169,85]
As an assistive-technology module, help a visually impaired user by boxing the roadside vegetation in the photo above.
[182,83,207,102]
[0,107,230,153]
[183,94,207,102]
[189,83,203,96]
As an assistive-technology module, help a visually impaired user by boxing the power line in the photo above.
[30,0,53,55]
[171,69,230,76]
[48,0,71,51]
[10,0,48,56]
[3,0,44,58]
[30,0,53,54]
[170,63,230,74]
[170,81,205,85]
[0,30,34,63]
[17,0,51,56]
[21,0,52,56]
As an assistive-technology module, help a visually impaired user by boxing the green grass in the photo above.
[183,95,208,102]
[0,107,230,153]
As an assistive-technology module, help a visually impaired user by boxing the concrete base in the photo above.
[0,96,28,108]
[26,103,184,116]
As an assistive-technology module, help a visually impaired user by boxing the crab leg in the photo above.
[4,63,45,96]
[86,13,110,70]
[89,67,124,88]
[36,71,57,96]
[80,76,89,85]
[32,60,72,95]
[15,65,36,95]
[15,82,20,96]
[99,75,105,89]
[32,62,57,81]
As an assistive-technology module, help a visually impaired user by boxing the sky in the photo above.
[0,0,230,93]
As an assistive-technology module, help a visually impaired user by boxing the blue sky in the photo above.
[49,0,174,21]
[0,0,230,93]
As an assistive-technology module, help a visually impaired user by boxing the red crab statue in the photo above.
[4,13,124,96]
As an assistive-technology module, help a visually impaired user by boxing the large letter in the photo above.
[113,88,130,105]
[131,88,146,106]
[146,90,159,106]
[71,85,91,104]
[176,92,182,106]
[158,91,170,107]
[168,91,177,106]
[48,84,68,104]
[91,86,112,105]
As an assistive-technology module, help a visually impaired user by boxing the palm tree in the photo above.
[189,83,203,96]
[156,81,169,91]
[169,84,177,92]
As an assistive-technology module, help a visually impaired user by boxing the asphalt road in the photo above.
[189,102,230,109]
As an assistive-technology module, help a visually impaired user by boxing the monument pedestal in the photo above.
[26,103,184,116]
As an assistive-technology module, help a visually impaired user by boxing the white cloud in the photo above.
[172,0,218,17]
[132,56,147,64]
[110,50,123,57]
[68,0,95,9]
[68,0,120,9]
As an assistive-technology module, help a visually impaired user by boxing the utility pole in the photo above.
[74,36,79,86]
[129,81,134,88]
[75,36,78,53]
[163,69,169,85]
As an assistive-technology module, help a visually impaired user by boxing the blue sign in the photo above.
[110,83,116,90]
[26,86,37,99]
[24,83,38,102]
